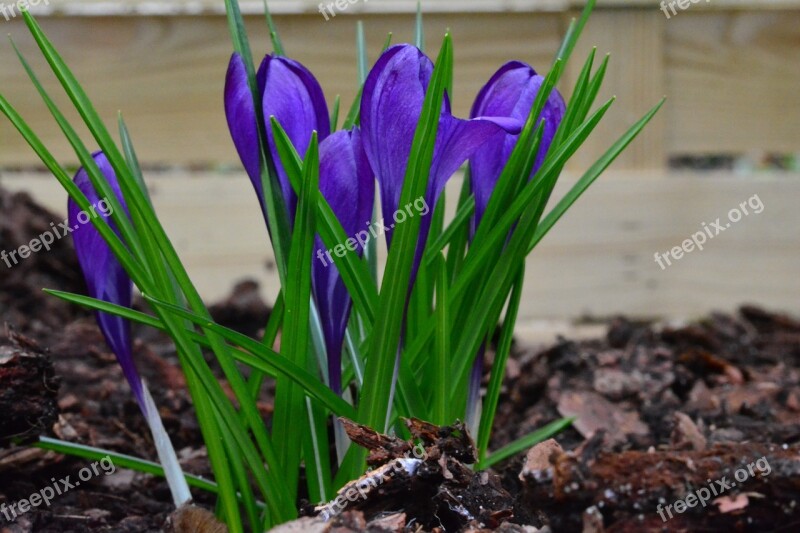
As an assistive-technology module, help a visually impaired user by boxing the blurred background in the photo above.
[1,0,798,337]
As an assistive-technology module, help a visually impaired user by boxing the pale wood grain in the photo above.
[1,9,798,169]
[0,12,562,166]
[25,0,800,16]
[3,169,797,319]
[564,10,666,171]
[665,11,800,154]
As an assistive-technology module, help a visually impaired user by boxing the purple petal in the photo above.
[361,44,432,245]
[262,55,331,222]
[68,152,143,410]
[224,53,263,203]
[312,128,374,393]
[410,114,519,270]
[469,61,566,227]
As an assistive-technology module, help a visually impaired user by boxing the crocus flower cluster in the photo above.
[224,44,564,395]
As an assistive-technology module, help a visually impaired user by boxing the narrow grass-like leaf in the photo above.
[356,21,368,84]
[36,437,226,496]
[262,0,285,55]
[478,418,575,470]
[423,195,474,267]
[342,33,393,130]
[432,255,449,424]
[271,132,319,499]
[248,290,284,398]
[554,0,595,64]
[270,118,378,322]
[45,289,357,419]
[527,98,665,253]
[219,415,261,528]
[477,267,524,459]
[414,1,425,52]
[304,397,333,504]
[331,94,341,130]
[118,114,152,205]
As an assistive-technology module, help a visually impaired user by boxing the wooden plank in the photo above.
[1,9,798,168]
[2,169,798,319]
[0,12,561,167]
[665,10,800,154]
[564,9,666,171]
[23,0,800,16]
[20,0,569,16]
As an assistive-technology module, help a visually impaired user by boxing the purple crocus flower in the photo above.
[360,44,521,276]
[225,52,330,222]
[464,62,565,436]
[68,152,191,506]
[469,61,566,229]
[312,128,374,394]
[68,152,142,410]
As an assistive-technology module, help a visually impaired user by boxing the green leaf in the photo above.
[356,21,368,85]
[262,0,286,55]
[331,95,341,131]
[414,1,425,52]
[43,289,357,421]
[269,118,378,322]
[248,290,284,398]
[478,418,575,470]
[423,195,474,267]
[342,32,393,130]
[527,98,665,253]
[36,437,229,497]
[432,254,450,424]
[477,267,524,459]
[272,132,320,499]
[303,398,333,504]
[554,0,595,65]
[118,113,152,206]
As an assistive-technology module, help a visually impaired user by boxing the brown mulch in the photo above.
[1,186,799,532]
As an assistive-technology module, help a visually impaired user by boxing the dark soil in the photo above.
[1,186,799,532]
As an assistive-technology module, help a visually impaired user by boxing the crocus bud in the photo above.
[68,152,190,507]
[469,61,566,229]
[312,128,374,394]
[224,52,330,223]
[68,152,141,408]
